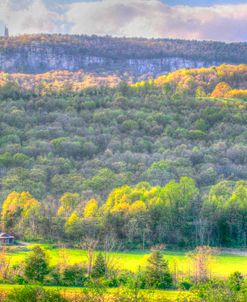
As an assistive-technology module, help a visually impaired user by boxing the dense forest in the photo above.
[0,71,246,247]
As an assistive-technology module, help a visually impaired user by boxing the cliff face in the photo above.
[0,44,223,79]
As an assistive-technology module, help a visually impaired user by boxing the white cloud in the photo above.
[0,0,247,42]
[0,0,63,35]
[66,0,247,42]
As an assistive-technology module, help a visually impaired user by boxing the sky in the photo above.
[0,0,247,42]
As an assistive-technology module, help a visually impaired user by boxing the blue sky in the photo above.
[1,0,247,42]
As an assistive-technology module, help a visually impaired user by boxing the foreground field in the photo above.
[6,244,247,278]
[0,284,183,301]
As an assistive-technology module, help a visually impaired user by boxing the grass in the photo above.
[0,284,182,301]
[6,244,247,277]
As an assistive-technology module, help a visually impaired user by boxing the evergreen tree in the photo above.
[92,253,106,278]
[145,251,173,289]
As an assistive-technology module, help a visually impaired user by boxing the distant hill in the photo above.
[1,34,247,78]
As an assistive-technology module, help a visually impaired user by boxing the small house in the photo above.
[0,233,15,245]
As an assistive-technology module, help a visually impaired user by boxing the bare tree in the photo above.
[187,246,218,282]
[0,246,12,280]
[103,233,121,273]
[81,237,99,276]
[57,243,69,273]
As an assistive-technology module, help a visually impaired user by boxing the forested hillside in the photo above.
[1,81,247,201]
[1,34,247,77]
[0,79,247,246]
[0,64,247,247]
[1,64,247,97]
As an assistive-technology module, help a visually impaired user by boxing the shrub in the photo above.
[6,286,67,302]
[228,272,244,291]
[62,264,86,287]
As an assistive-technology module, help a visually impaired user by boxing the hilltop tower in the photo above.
[4,25,9,38]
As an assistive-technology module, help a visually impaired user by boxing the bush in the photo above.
[6,286,67,302]
[228,271,244,291]
[62,264,87,287]
[179,278,194,290]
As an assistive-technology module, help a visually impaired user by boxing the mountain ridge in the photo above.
[1,34,247,78]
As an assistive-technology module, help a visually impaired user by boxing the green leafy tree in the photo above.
[24,246,49,284]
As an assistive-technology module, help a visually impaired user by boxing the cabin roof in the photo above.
[0,233,14,239]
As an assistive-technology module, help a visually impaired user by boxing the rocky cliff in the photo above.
[0,49,218,79]
[1,34,246,79]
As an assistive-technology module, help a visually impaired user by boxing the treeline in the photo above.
[2,177,247,247]
[0,70,120,93]
[1,34,247,63]
[1,64,247,98]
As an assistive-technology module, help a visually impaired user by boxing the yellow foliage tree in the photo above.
[83,199,98,219]
[129,200,147,214]
[1,192,40,232]
[57,192,80,218]
[211,82,232,98]
[65,212,80,236]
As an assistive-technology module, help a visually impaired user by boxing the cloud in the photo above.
[66,0,247,42]
[1,0,247,42]
[0,0,63,34]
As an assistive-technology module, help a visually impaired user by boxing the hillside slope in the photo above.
[1,34,247,78]
[0,82,246,202]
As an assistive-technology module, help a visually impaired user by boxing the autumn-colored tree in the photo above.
[64,212,81,239]
[1,192,40,233]
[83,199,98,219]
[57,193,80,218]
[211,82,232,98]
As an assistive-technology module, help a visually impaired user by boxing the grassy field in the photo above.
[0,284,183,301]
[5,244,247,278]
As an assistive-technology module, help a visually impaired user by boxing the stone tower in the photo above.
[4,25,9,38]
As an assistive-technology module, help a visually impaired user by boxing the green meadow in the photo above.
[6,244,247,278]
[0,284,183,301]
